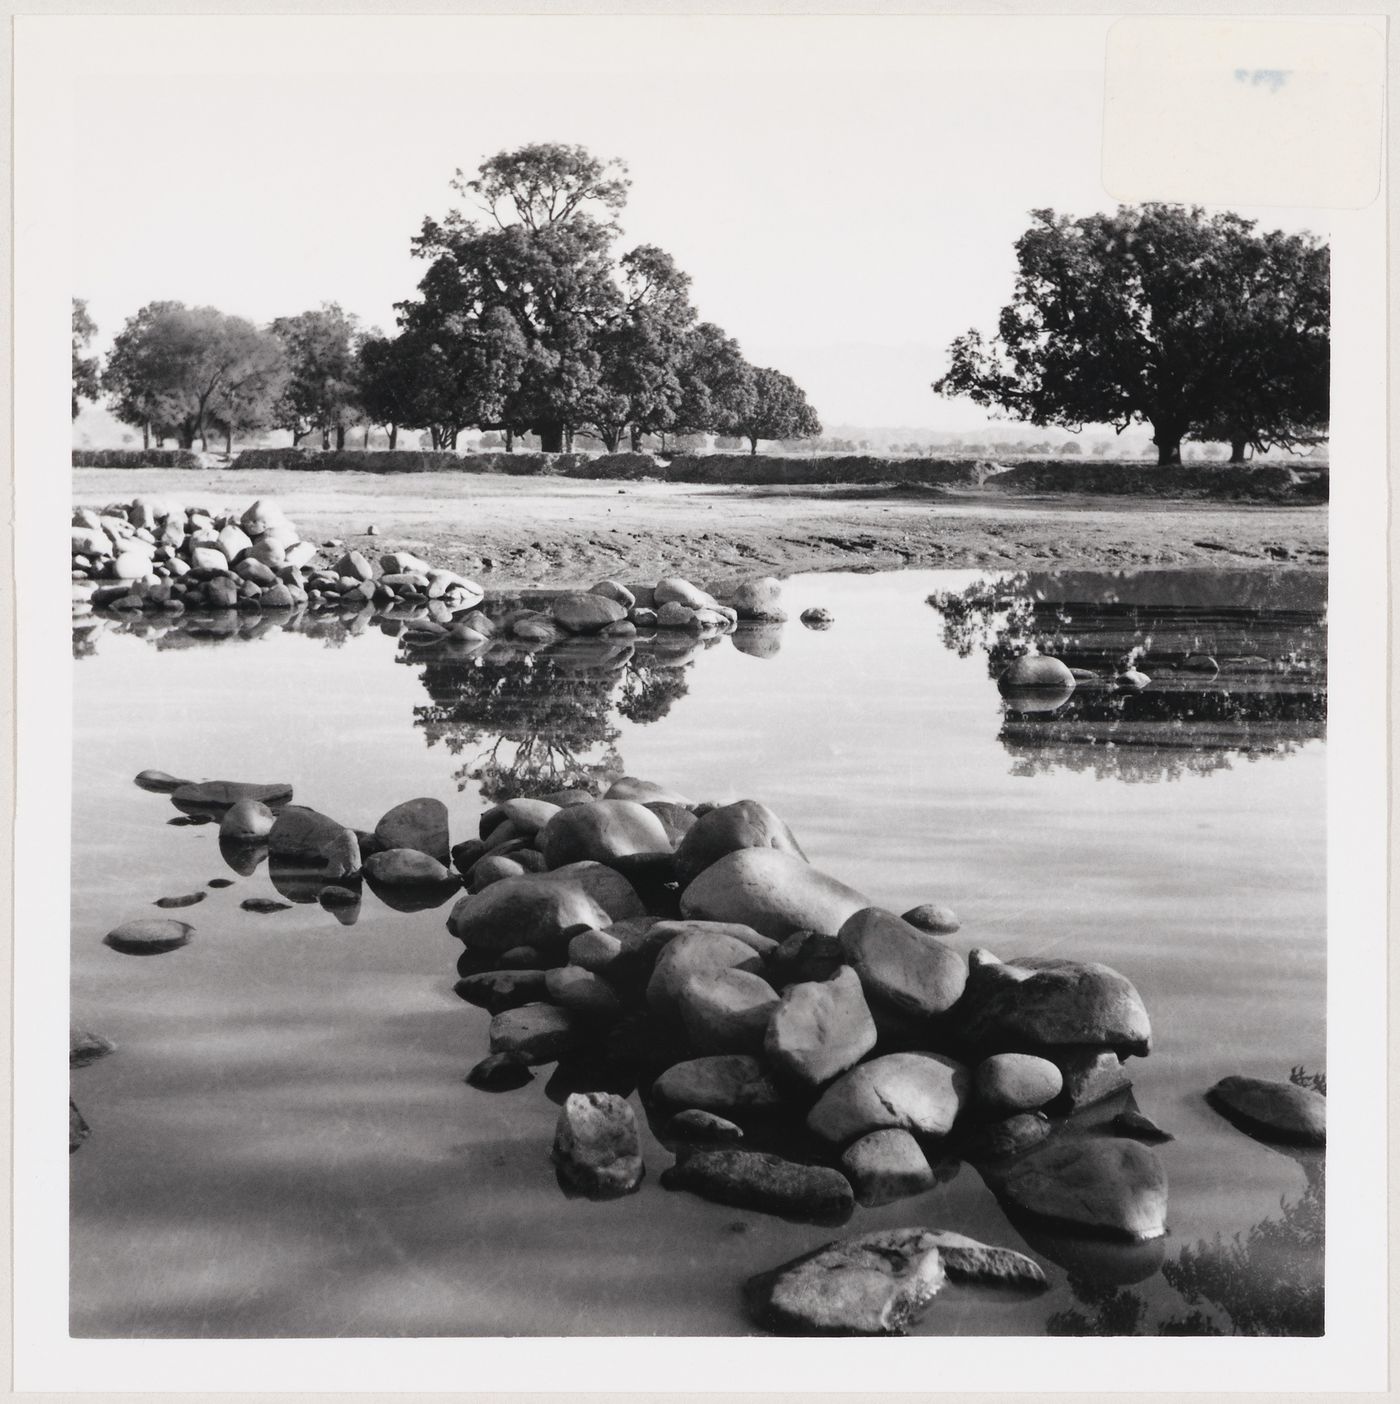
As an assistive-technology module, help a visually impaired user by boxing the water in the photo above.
[69,568,1326,1337]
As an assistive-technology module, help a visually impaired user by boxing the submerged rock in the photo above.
[841,1129,937,1207]
[466,1052,534,1091]
[661,1148,854,1224]
[679,848,869,940]
[1207,1075,1325,1147]
[807,1052,970,1146]
[103,914,193,955]
[749,1228,946,1335]
[241,897,293,913]
[552,1091,644,1198]
[70,1028,117,1067]
[154,892,206,909]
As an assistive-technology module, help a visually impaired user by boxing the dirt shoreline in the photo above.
[73,468,1328,589]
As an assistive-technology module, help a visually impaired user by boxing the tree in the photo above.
[208,333,289,454]
[934,205,1330,466]
[673,322,756,441]
[726,366,822,454]
[72,299,100,420]
[103,301,287,450]
[269,304,366,449]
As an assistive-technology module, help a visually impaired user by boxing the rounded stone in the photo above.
[650,1054,784,1115]
[488,1003,586,1064]
[655,576,717,610]
[807,1052,970,1145]
[551,593,628,634]
[673,799,807,889]
[604,776,691,806]
[538,800,673,869]
[552,1091,644,1198]
[974,1053,1064,1115]
[545,965,624,1021]
[764,966,878,1088]
[647,927,767,1020]
[999,655,1077,691]
[679,848,869,940]
[838,907,967,1019]
[1207,1075,1325,1147]
[374,797,450,863]
[447,876,612,956]
[660,1149,853,1225]
[668,1108,744,1143]
[675,967,781,1055]
[538,862,646,921]
[840,1129,937,1207]
[800,607,834,629]
[363,848,456,887]
[466,1052,534,1091]
[729,577,786,621]
[104,918,193,955]
[901,903,961,935]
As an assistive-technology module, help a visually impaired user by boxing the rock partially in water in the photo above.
[551,592,628,634]
[651,1054,784,1115]
[680,848,869,940]
[456,969,549,1014]
[901,903,961,935]
[318,885,361,922]
[538,799,673,869]
[672,799,807,889]
[1114,669,1151,691]
[447,875,612,956]
[552,1091,644,1198]
[466,854,526,891]
[748,1228,946,1335]
[807,1052,970,1146]
[363,847,456,888]
[70,1027,116,1067]
[241,897,293,914]
[591,579,636,610]
[1113,1108,1175,1143]
[998,655,1076,691]
[800,607,834,629]
[841,1129,936,1207]
[988,1135,1168,1241]
[489,1003,586,1064]
[1057,1049,1133,1109]
[661,1148,854,1224]
[960,1111,1053,1162]
[266,806,361,878]
[1207,1075,1325,1147]
[764,966,877,1088]
[729,577,786,622]
[220,798,276,844]
[171,779,293,814]
[838,907,966,1020]
[923,1230,1049,1291]
[466,1052,534,1091]
[373,797,450,863]
[493,797,561,839]
[668,1109,744,1144]
[104,917,194,955]
[973,1052,1064,1115]
[134,768,190,793]
[154,892,206,909]
[655,576,717,611]
[956,954,1152,1059]
[70,1100,91,1153]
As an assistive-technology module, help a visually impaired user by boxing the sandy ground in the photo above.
[74,469,1328,588]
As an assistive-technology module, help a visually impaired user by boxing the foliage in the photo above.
[726,366,822,453]
[102,301,288,450]
[269,303,364,447]
[934,204,1330,465]
[72,448,200,468]
[72,299,101,419]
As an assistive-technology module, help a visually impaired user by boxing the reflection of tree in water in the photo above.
[930,572,1327,782]
[409,647,693,801]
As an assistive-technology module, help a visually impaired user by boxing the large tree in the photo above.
[270,303,365,448]
[934,204,1330,465]
[725,366,821,454]
[72,299,100,420]
[103,301,286,450]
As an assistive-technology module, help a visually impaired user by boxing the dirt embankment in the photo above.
[72,469,1328,590]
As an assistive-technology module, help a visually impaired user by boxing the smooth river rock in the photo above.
[134,768,190,793]
[373,797,450,863]
[841,1129,937,1207]
[661,1148,854,1224]
[679,848,870,940]
[646,926,766,1020]
[838,907,967,1020]
[998,655,1077,691]
[807,1052,970,1146]
[551,593,628,634]
[267,806,361,878]
[538,861,647,921]
[1207,1075,1326,1147]
[973,1052,1064,1115]
[363,848,456,888]
[672,799,807,889]
[488,1003,586,1064]
[538,799,673,869]
[749,1228,947,1335]
[675,968,781,1055]
[988,1135,1168,1241]
[220,798,276,843]
[104,918,194,955]
[729,577,786,621]
[650,1054,784,1115]
[764,966,877,1088]
[171,779,293,813]
[447,876,612,956]
[901,903,961,935]
[552,1091,644,1197]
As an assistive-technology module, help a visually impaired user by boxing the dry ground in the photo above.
[74,469,1328,588]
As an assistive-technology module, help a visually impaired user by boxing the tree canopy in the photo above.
[933,204,1329,464]
[72,299,100,420]
[269,303,364,448]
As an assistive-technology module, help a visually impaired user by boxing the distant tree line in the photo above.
[73,144,822,457]
[934,204,1329,464]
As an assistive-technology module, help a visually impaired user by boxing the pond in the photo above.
[69,566,1327,1338]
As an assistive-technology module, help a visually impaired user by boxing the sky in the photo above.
[62,14,1329,432]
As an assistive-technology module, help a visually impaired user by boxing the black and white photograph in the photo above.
[10,8,1390,1392]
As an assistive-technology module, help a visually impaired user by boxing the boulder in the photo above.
[551,593,628,634]
[133,768,190,793]
[567,927,625,975]
[729,577,786,621]
[956,955,1152,1058]
[456,969,549,1014]
[961,1112,1053,1162]
[676,968,781,1055]
[466,1052,534,1091]
[333,550,375,581]
[651,1054,784,1115]
[538,862,646,921]
[494,797,561,838]
[655,576,717,610]
[749,1228,946,1335]
[766,929,844,989]
[488,1003,586,1064]
[656,601,700,630]
[216,523,253,561]
[538,799,673,869]
[679,849,869,940]
[841,1130,937,1207]
[998,655,1076,691]
[647,924,767,1020]
[363,848,456,888]
[373,797,450,863]
[104,918,193,955]
[1207,1075,1325,1147]
[764,966,877,1088]
[239,499,294,537]
[973,1053,1063,1115]
[446,876,611,956]
[70,1028,117,1067]
[604,776,691,806]
[112,552,152,581]
[170,779,292,813]
[552,1091,644,1198]
[672,799,807,889]
[467,855,527,891]
[800,608,834,629]
[661,1149,854,1225]
[807,1052,970,1146]
[591,579,635,609]
[901,903,961,935]
[838,908,967,1019]
[668,1109,744,1144]
[987,1136,1168,1241]
[545,965,624,1022]
[267,806,361,878]
[1058,1048,1133,1108]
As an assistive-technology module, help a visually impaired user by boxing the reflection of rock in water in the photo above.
[930,570,1327,782]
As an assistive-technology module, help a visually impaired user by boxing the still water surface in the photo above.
[70,568,1326,1337]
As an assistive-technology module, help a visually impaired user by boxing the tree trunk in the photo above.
[629,425,642,453]
[335,425,346,451]
[537,421,564,453]
[449,429,460,451]
[1151,423,1183,465]
[320,427,330,451]
[363,426,371,448]
[389,424,398,451]
[176,427,195,450]
[749,436,759,456]
[1229,436,1250,464]
[564,426,575,453]
[142,422,150,451]
[600,428,621,454]
[429,425,441,450]
[225,425,232,455]
[505,428,514,453]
